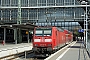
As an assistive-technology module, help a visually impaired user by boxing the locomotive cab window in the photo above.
[44,29,51,36]
[35,30,43,36]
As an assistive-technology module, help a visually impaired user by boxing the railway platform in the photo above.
[45,41,90,60]
[0,43,33,59]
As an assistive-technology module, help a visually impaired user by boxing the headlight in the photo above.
[34,39,41,42]
[45,39,52,42]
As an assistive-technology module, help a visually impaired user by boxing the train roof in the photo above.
[35,26,64,31]
[56,27,64,32]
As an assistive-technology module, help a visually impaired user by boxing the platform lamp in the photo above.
[81,1,88,48]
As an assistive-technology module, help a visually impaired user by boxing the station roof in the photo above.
[0,23,37,30]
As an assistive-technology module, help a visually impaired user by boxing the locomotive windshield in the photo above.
[35,28,52,36]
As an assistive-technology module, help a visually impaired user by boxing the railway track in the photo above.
[0,50,45,60]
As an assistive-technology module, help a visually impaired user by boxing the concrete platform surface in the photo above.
[45,41,90,60]
[0,43,33,58]
[57,41,90,60]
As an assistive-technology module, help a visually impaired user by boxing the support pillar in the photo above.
[3,28,6,45]
[14,29,17,44]
[28,30,30,43]
[18,29,22,43]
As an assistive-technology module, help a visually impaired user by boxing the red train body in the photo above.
[32,26,73,55]
[64,29,73,43]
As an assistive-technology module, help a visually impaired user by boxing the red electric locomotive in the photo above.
[32,26,72,56]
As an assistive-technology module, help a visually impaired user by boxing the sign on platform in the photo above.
[78,29,84,32]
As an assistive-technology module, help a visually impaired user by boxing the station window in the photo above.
[2,0,10,6]
[11,0,18,6]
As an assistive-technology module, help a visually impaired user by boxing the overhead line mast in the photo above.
[17,0,21,24]
[17,0,22,43]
